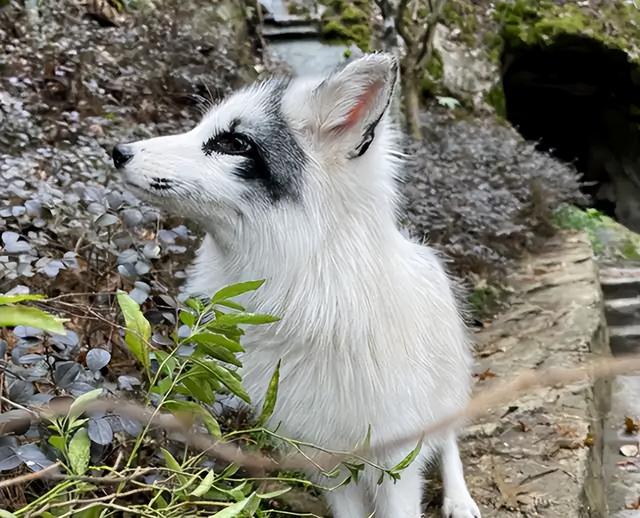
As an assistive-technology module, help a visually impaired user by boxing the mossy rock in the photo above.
[495,0,640,62]
[484,82,506,118]
[420,50,445,98]
[287,2,311,16]
[319,0,372,52]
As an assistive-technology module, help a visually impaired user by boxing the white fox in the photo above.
[114,53,480,518]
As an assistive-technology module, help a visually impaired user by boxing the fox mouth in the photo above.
[123,176,175,196]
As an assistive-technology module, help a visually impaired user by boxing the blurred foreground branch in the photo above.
[2,353,639,487]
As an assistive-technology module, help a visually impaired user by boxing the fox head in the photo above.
[114,54,401,267]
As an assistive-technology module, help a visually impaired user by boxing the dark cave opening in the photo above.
[501,34,640,231]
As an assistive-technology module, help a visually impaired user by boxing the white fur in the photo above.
[117,54,480,518]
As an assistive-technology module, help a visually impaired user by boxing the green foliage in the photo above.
[4,281,424,516]
[469,283,506,321]
[0,294,66,334]
[256,361,280,427]
[485,83,506,118]
[495,0,640,57]
[554,205,640,260]
[441,0,480,47]
[320,0,372,52]
[553,206,606,253]
[421,51,446,98]
[117,291,152,378]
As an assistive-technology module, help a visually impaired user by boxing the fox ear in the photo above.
[311,53,398,156]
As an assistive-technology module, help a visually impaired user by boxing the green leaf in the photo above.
[212,493,260,518]
[160,447,189,485]
[151,376,173,396]
[215,299,245,311]
[212,280,265,303]
[216,312,280,326]
[48,435,65,452]
[194,360,250,403]
[343,462,364,484]
[436,95,461,109]
[204,325,244,341]
[153,350,178,376]
[68,388,103,419]
[0,511,18,518]
[68,428,90,475]
[257,487,291,499]
[389,441,422,475]
[116,291,151,375]
[256,360,280,427]
[194,342,242,367]
[189,470,216,497]
[0,305,66,334]
[179,375,216,404]
[191,332,244,353]
[163,400,221,438]
[184,298,205,312]
[179,310,196,327]
[0,293,45,305]
[76,505,103,518]
[200,412,222,438]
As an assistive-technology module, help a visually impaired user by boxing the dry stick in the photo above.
[2,355,640,489]
[0,462,61,490]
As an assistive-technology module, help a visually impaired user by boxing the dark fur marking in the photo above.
[151,177,173,190]
[206,78,307,203]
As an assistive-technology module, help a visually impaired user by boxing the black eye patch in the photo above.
[202,132,253,157]
[202,131,270,182]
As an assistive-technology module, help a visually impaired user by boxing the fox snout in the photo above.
[112,144,134,169]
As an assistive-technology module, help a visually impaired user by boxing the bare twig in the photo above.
[0,462,61,489]
[2,354,640,486]
[415,0,447,70]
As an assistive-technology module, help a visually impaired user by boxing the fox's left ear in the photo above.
[311,53,398,158]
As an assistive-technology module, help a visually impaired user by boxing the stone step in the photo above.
[263,13,320,26]
[262,24,321,40]
[608,324,640,355]
[605,297,640,326]
[600,266,640,299]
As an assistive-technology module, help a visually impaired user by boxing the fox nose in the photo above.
[112,144,134,169]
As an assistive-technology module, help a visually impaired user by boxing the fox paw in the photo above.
[442,494,481,518]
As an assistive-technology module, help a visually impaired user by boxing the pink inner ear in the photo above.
[341,80,383,130]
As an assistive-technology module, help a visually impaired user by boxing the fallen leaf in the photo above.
[625,416,640,435]
[626,497,640,510]
[583,433,595,448]
[474,368,497,381]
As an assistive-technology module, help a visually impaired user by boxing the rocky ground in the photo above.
[0,2,260,499]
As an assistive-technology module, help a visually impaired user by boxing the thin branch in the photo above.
[395,0,415,49]
[2,355,640,481]
[415,0,448,69]
[0,462,61,489]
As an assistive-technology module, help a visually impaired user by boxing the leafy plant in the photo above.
[553,205,606,253]
[0,293,66,334]
[1,281,424,517]
[403,109,585,281]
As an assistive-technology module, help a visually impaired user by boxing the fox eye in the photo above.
[203,132,252,156]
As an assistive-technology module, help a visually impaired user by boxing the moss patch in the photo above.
[319,0,372,52]
[441,0,481,48]
[495,0,640,61]
[287,2,311,17]
[553,205,640,260]
[420,50,445,98]
[484,82,506,118]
